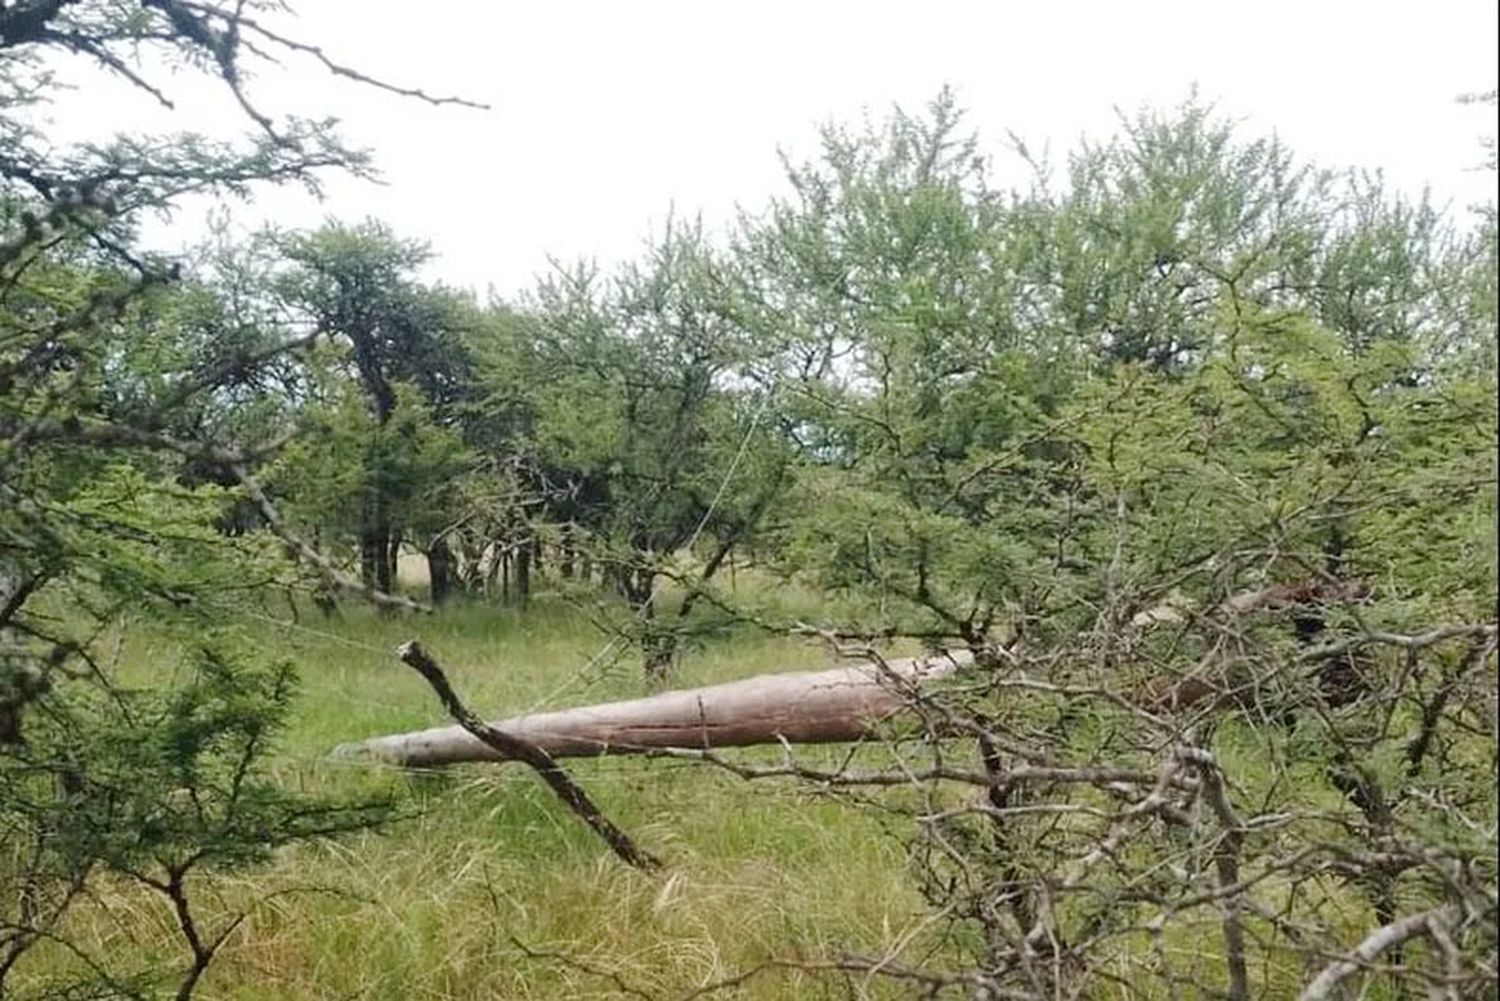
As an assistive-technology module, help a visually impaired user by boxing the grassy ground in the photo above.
[39,595,938,999]
[22,582,1466,998]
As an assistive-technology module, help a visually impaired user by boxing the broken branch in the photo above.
[396,641,659,871]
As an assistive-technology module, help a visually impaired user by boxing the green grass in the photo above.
[32,596,932,999]
[17,588,1482,999]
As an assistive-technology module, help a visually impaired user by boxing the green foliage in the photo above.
[2,638,390,996]
[724,94,1497,996]
[1079,308,1496,614]
[3,4,1495,988]
[276,222,476,418]
[1,3,416,994]
[262,219,483,597]
[735,89,1494,611]
[272,383,471,546]
[483,225,793,676]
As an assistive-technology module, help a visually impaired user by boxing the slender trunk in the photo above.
[358,527,382,592]
[642,632,675,690]
[309,528,337,616]
[514,541,531,606]
[625,569,670,688]
[385,531,402,595]
[313,582,338,617]
[374,528,394,598]
[675,536,736,622]
[609,564,631,599]
[481,541,501,598]
[427,538,454,605]
[559,526,575,580]
[360,478,396,601]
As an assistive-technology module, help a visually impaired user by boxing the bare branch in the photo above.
[397,641,660,871]
[1301,905,1460,1001]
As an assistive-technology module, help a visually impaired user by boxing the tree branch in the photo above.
[1301,905,1459,1000]
[396,640,660,871]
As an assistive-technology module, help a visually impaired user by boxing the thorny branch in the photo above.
[549,610,1498,999]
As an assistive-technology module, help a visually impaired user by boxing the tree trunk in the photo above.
[477,541,497,597]
[559,526,576,580]
[358,526,382,592]
[374,535,393,597]
[642,632,675,690]
[427,538,454,605]
[333,650,972,767]
[621,568,664,685]
[360,485,395,600]
[514,541,531,606]
[385,531,402,596]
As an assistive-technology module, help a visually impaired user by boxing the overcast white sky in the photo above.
[38,0,1500,299]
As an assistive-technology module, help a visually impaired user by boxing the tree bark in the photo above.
[514,540,531,606]
[333,649,971,767]
[358,526,381,592]
[426,538,454,605]
[559,525,575,580]
[385,531,402,596]
[359,507,394,598]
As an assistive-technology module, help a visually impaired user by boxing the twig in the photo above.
[132,863,245,1001]
[1300,623,1497,662]
[1407,635,1498,778]
[510,938,657,1000]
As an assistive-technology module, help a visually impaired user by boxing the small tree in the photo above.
[270,379,471,605]
[273,221,478,599]
[1,2,469,991]
[513,226,790,683]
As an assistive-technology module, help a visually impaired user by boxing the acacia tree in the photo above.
[732,91,1077,646]
[0,2,468,992]
[271,221,477,600]
[705,96,1499,998]
[516,226,791,683]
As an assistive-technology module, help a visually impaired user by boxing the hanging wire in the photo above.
[234,606,393,658]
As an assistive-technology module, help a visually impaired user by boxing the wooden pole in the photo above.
[333,649,971,768]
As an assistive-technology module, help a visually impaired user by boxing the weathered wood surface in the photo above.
[333,649,972,767]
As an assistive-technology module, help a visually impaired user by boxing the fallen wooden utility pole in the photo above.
[333,649,973,768]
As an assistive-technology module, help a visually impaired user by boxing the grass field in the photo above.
[19,583,1484,999]
[28,596,940,1000]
